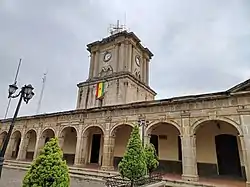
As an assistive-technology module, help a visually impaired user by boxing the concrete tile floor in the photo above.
[85,165,246,187]
[162,173,246,187]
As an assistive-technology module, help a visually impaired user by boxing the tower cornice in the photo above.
[77,72,157,96]
[87,31,153,59]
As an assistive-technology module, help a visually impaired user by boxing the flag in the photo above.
[96,82,104,99]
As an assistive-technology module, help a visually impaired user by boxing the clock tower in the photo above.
[76,24,156,109]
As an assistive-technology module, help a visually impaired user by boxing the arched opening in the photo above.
[0,132,7,149]
[33,128,56,158]
[25,129,37,160]
[147,122,182,174]
[195,120,243,179]
[82,126,104,167]
[61,127,77,165]
[8,131,21,159]
[41,128,55,146]
[112,124,133,168]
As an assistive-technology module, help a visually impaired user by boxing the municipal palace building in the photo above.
[1,26,250,186]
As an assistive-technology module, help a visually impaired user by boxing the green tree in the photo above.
[145,143,159,176]
[22,137,70,187]
[118,125,147,186]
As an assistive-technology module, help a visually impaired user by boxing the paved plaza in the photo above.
[0,168,105,187]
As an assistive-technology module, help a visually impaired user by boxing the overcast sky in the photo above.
[0,0,250,118]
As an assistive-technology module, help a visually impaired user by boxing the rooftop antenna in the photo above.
[124,12,130,32]
[109,20,126,35]
[36,70,48,115]
[4,58,22,119]
[124,12,127,30]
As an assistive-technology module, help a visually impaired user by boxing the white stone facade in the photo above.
[1,30,250,186]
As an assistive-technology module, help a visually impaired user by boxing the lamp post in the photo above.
[138,118,149,147]
[0,83,34,178]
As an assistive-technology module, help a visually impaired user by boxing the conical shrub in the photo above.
[118,125,147,185]
[22,137,70,187]
[145,143,159,175]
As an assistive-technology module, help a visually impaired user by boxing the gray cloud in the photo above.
[0,0,249,118]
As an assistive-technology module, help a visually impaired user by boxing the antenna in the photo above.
[124,12,127,28]
[4,58,22,119]
[36,70,48,115]
[109,20,127,35]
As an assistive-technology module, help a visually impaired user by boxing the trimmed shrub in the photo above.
[145,143,159,175]
[22,137,70,187]
[118,125,147,186]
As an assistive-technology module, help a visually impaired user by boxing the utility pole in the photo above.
[4,58,22,119]
[36,72,47,115]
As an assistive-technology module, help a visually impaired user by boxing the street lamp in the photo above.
[0,83,34,178]
[138,118,149,147]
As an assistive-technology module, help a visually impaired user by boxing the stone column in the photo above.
[145,59,149,85]
[0,135,5,148]
[181,135,199,181]
[239,135,249,182]
[17,136,29,161]
[101,135,115,170]
[74,135,82,166]
[119,43,125,71]
[74,126,84,166]
[34,137,45,158]
[127,44,132,72]
[5,137,16,159]
[81,135,89,165]
[58,135,65,149]
[93,51,99,77]
[55,126,61,138]
[33,127,42,159]
[143,57,147,83]
[239,113,250,186]
[115,44,120,72]
[144,134,151,145]
[139,125,143,141]
[88,52,95,79]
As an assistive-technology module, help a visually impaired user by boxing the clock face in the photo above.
[103,51,112,62]
[135,56,141,67]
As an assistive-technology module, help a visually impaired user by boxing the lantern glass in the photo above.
[26,92,35,100]
[24,84,34,95]
[8,84,18,97]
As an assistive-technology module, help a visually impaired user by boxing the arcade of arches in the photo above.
[0,120,248,182]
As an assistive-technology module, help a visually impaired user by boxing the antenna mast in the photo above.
[109,20,127,35]
[4,58,22,119]
[36,71,48,115]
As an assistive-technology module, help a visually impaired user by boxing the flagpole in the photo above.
[4,58,22,119]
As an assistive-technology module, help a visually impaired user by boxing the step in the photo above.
[4,160,110,180]
[3,165,106,183]
[163,179,215,187]
[4,160,216,187]
[4,160,116,177]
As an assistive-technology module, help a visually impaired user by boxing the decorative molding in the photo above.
[158,114,166,122]
[105,116,112,122]
[237,105,250,114]
[208,110,218,119]
[181,110,190,118]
